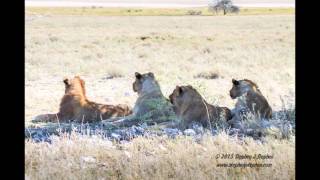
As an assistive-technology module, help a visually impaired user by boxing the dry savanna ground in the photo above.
[25,7,295,179]
[26,7,294,16]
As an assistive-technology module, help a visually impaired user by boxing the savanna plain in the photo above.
[25,7,295,179]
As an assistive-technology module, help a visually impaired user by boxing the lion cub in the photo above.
[33,76,132,123]
[169,85,232,130]
[102,72,176,127]
[228,79,272,129]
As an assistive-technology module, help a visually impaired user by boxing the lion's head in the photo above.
[229,79,260,99]
[132,72,161,95]
[63,76,86,96]
[169,85,203,111]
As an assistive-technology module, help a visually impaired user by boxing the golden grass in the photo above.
[25,15,295,124]
[25,132,295,179]
[25,13,295,179]
[26,7,294,16]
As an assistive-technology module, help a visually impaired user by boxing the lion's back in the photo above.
[246,91,273,119]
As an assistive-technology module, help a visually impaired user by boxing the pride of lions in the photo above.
[33,72,272,131]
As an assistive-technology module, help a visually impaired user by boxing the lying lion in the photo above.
[102,72,176,127]
[32,76,132,123]
[228,78,272,129]
[169,85,232,130]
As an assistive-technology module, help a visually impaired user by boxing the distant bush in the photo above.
[228,5,240,14]
[209,0,240,15]
[194,72,219,79]
[186,10,202,16]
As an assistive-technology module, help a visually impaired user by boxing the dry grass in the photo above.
[25,132,295,180]
[26,7,294,16]
[25,12,295,179]
[25,15,294,123]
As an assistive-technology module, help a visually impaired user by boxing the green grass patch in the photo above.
[26,7,294,16]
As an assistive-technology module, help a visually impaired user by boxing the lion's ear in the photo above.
[232,79,239,85]
[176,86,183,95]
[148,72,154,78]
[135,72,142,79]
[80,79,85,87]
[63,78,70,85]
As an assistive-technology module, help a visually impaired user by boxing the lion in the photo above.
[102,72,176,127]
[169,85,232,130]
[228,78,272,129]
[32,76,132,123]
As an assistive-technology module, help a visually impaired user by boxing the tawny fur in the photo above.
[228,78,272,129]
[33,76,132,123]
[169,85,232,130]
[102,72,176,127]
